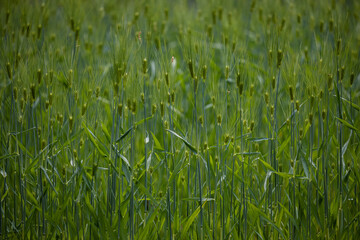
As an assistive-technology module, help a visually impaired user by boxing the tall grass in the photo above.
[0,0,359,239]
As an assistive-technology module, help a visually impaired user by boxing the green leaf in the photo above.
[150,132,164,151]
[83,122,108,157]
[335,117,358,132]
[116,127,133,142]
[181,201,207,239]
[166,129,197,154]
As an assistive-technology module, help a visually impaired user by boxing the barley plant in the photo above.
[1,0,360,239]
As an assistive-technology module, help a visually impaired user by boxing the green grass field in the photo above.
[1,0,359,239]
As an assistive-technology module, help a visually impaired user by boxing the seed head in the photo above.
[268,49,273,65]
[141,92,145,103]
[171,90,175,104]
[194,76,199,91]
[82,103,87,116]
[152,104,157,115]
[287,85,294,101]
[30,84,36,101]
[132,99,137,114]
[340,65,345,81]
[188,59,194,78]
[198,115,203,126]
[75,27,80,41]
[320,20,324,32]
[211,96,216,108]
[165,72,169,86]
[143,58,147,74]
[13,87,18,101]
[202,65,207,80]
[118,104,123,117]
[337,38,341,55]
[350,72,354,86]
[203,142,208,151]
[160,101,164,117]
[217,114,222,125]
[224,134,230,144]
[250,84,254,97]
[250,121,255,131]
[6,62,12,79]
[310,95,315,109]
[309,113,313,125]
[96,87,100,98]
[264,92,269,105]
[37,24,42,39]
[69,116,73,131]
[322,109,326,121]
[238,82,244,96]
[271,76,276,90]
[236,72,241,88]
[225,65,229,80]
[327,74,333,90]
[277,49,283,68]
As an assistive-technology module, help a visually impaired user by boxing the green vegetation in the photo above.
[1,0,359,239]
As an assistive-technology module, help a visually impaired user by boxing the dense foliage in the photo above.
[1,0,359,239]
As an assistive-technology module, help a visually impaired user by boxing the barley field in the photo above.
[0,0,359,239]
